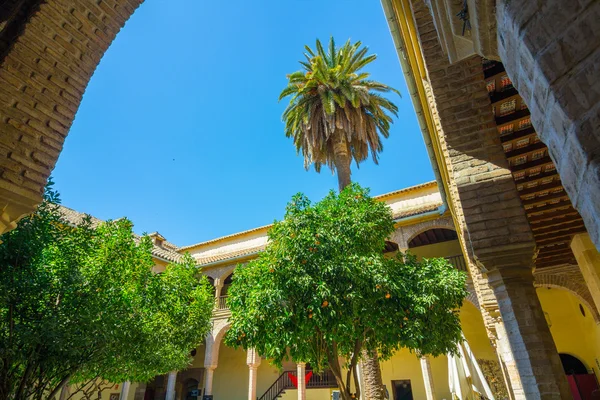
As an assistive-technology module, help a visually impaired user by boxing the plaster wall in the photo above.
[537,287,600,378]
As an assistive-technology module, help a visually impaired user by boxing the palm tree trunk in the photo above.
[361,349,387,400]
[332,132,352,192]
[333,129,386,398]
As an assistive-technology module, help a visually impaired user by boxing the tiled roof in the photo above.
[179,224,272,251]
[374,181,437,200]
[181,181,440,251]
[57,205,182,263]
[193,203,442,265]
[58,205,104,228]
[392,202,443,219]
[195,245,265,266]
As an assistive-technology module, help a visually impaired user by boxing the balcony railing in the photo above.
[446,254,467,272]
[217,295,228,310]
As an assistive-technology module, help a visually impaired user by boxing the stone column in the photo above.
[487,266,572,399]
[120,381,131,400]
[297,362,306,400]
[419,356,435,400]
[247,348,261,400]
[493,319,521,399]
[165,371,177,400]
[204,366,216,397]
[571,233,600,313]
[214,279,223,309]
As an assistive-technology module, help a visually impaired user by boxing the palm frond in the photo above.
[280,38,401,175]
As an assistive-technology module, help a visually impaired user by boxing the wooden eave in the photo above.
[486,61,587,269]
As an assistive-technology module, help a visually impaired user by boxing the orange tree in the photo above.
[225,185,467,400]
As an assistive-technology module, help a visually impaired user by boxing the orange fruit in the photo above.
[322,300,329,307]
[308,313,313,318]
[385,293,391,299]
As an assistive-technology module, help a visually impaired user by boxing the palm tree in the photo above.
[280,37,399,400]
[279,37,399,193]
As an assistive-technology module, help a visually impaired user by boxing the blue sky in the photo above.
[52,0,434,246]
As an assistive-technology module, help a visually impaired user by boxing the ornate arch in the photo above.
[202,264,236,281]
[392,216,456,249]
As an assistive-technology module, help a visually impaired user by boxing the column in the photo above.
[204,366,216,397]
[487,266,572,399]
[494,320,521,399]
[214,279,223,309]
[247,348,261,400]
[165,371,177,400]
[571,233,600,313]
[120,381,131,400]
[419,356,435,400]
[297,362,306,400]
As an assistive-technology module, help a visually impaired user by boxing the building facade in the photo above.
[60,182,600,400]
[0,1,599,399]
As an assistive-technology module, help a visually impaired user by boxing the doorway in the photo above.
[391,380,413,400]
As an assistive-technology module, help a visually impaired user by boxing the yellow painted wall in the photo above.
[410,240,462,259]
[537,287,600,377]
[211,344,282,400]
[460,302,496,361]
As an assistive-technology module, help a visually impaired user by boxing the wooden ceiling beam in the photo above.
[518,179,562,197]
[528,207,578,223]
[526,200,573,215]
[506,142,547,160]
[536,257,577,269]
[534,221,586,237]
[500,127,536,143]
[514,171,559,185]
[535,227,587,244]
[510,156,553,172]
[531,216,584,232]
[537,245,573,258]
[522,191,569,207]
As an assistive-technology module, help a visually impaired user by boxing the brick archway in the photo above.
[0,0,143,232]
[392,216,455,249]
[534,266,600,324]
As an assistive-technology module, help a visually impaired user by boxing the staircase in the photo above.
[258,370,337,400]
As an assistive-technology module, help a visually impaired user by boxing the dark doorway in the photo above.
[391,380,413,400]
[560,354,588,375]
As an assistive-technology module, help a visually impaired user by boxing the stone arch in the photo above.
[202,264,235,281]
[0,0,143,232]
[203,319,230,368]
[465,289,479,309]
[534,272,600,324]
[392,216,455,249]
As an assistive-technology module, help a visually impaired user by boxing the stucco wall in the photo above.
[537,287,600,379]
[409,240,462,259]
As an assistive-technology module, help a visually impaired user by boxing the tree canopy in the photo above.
[279,38,400,191]
[0,182,214,400]
[225,184,467,400]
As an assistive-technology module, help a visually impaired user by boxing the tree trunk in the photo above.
[332,131,352,192]
[332,130,386,398]
[361,349,387,400]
